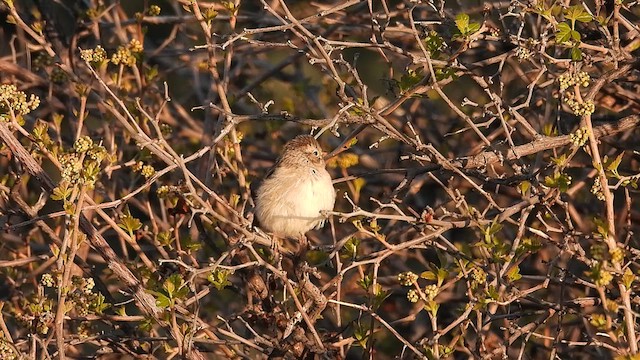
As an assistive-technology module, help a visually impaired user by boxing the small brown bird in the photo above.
[254,135,336,240]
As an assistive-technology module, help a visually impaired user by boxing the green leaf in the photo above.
[398,68,423,93]
[144,65,159,81]
[353,178,366,197]
[424,300,439,317]
[551,153,568,167]
[424,31,446,57]
[544,172,571,192]
[571,46,583,61]
[51,182,72,201]
[436,268,448,287]
[455,13,470,34]
[565,5,592,23]
[64,201,75,215]
[357,275,373,291]
[156,294,171,308]
[162,273,188,303]
[180,236,202,251]
[594,217,609,238]
[516,237,542,256]
[158,231,173,247]
[353,322,369,348]
[372,284,390,310]
[576,13,592,23]
[138,318,153,332]
[606,152,624,177]
[340,237,360,260]
[543,123,558,136]
[90,293,110,314]
[32,121,51,144]
[434,67,457,81]
[533,3,553,19]
[570,30,581,42]
[164,278,175,296]
[230,193,240,208]
[203,7,218,22]
[152,274,190,309]
[506,266,522,281]
[622,268,635,290]
[175,284,189,299]
[369,218,381,232]
[207,269,233,291]
[482,222,503,245]
[467,22,481,34]
[556,22,572,43]
[118,208,142,236]
[421,270,436,280]
[487,285,499,300]
[454,13,481,37]
[518,181,531,195]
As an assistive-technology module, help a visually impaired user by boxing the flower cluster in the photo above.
[69,275,107,316]
[160,123,173,136]
[0,341,17,360]
[60,153,83,184]
[50,68,68,84]
[590,243,606,260]
[58,137,107,186]
[148,5,161,16]
[609,247,624,265]
[515,46,531,61]
[157,185,181,198]
[111,39,143,67]
[563,92,595,116]
[558,71,590,92]
[128,39,143,53]
[407,289,419,303]
[0,84,40,117]
[41,273,55,287]
[14,296,55,335]
[15,272,108,336]
[591,179,605,201]
[132,161,144,172]
[590,314,607,330]
[131,161,156,179]
[32,52,53,70]
[141,164,156,179]
[398,271,418,286]
[88,146,107,163]
[570,127,589,147]
[424,284,439,300]
[587,262,613,288]
[594,268,613,287]
[472,267,487,286]
[74,136,93,153]
[80,45,108,64]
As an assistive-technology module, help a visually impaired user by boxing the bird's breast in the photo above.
[289,169,334,214]
[255,166,335,236]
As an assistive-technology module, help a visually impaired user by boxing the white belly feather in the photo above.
[256,167,335,238]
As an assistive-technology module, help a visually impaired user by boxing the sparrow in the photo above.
[254,135,336,240]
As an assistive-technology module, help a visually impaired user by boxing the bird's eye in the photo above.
[312,149,320,157]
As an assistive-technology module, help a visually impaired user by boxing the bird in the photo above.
[254,135,336,243]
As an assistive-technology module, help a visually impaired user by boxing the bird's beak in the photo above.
[324,147,346,160]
